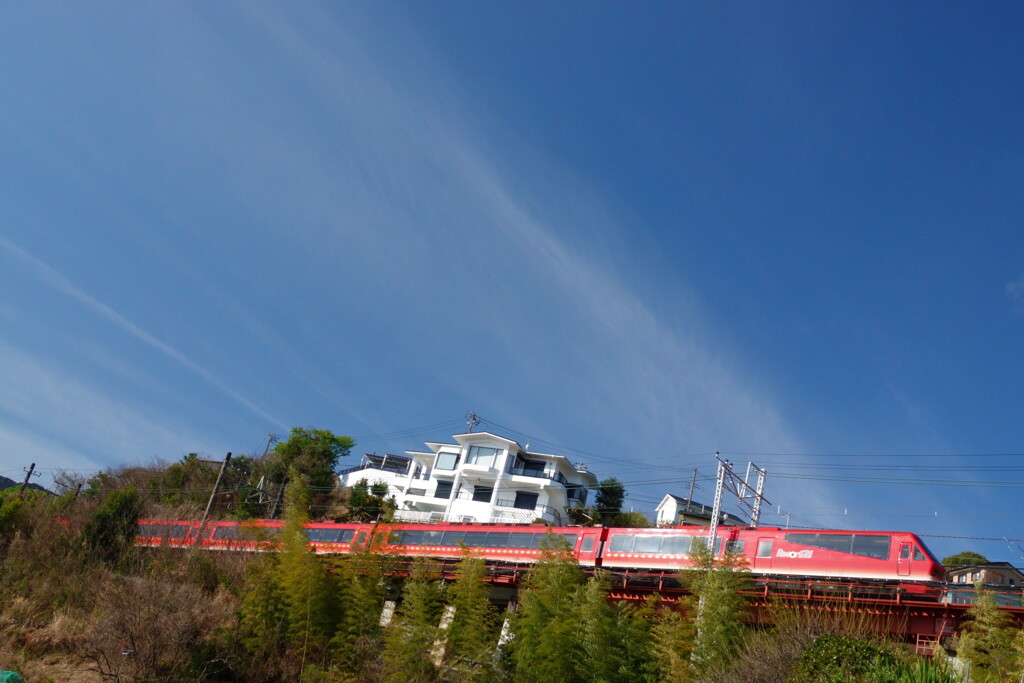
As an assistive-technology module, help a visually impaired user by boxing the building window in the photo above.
[434,481,453,499]
[972,571,981,582]
[513,491,539,510]
[472,486,493,503]
[567,486,588,505]
[467,446,501,468]
[435,452,460,471]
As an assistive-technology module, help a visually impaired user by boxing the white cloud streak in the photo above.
[0,236,287,430]
[0,339,225,479]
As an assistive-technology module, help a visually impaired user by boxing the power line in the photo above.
[722,451,1024,458]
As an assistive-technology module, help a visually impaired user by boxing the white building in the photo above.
[655,494,747,527]
[338,431,598,525]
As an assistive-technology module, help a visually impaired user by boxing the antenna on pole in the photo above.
[465,411,480,433]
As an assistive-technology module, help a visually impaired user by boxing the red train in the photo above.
[137,519,947,594]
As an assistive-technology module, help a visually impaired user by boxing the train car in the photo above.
[304,522,373,555]
[373,523,605,567]
[136,519,200,548]
[196,519,285,551]
[747,528,946,585]
[136,519,371,555]
[601,525,946,589]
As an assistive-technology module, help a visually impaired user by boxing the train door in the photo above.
[753,537,774,572]
[897,542,912,577]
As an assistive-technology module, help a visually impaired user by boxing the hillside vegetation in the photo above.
[1,456,1021,681]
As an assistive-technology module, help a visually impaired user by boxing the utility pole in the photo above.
[200,453,232,529]
[465,411,480,433]
[707,455,727,550]
[18,463,37,497]
[707,453,771,549]
[687,468,697,503]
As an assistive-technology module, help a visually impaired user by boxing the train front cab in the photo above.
[748,529,946,599]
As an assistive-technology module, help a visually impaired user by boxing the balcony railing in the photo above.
[445,492,564,525]
[494,498,563,525]
[507,466,569,486]
[392,510,446,523]
[338,461,412,477]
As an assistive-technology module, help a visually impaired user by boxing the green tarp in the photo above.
[0,672,23,683]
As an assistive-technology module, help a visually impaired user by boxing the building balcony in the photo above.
[506,466,569,486]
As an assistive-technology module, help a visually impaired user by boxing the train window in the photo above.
[212,526,242,540]
[787,533,891,560]
[900,545,911,559]
[851,535,889,560]
[306,528,336,543]
[397,530,425,545]
[633,535,663,553]
[441,531,466,547]
[580,537,594,553]
[914,547,926,561]
[726,540,746,554]
[463,532,489,547]
[815,534,854,553]
[662,535,692,555]
[507,533,535,549]
[559,534,578,549]
[756,540,772,558]
[609,535,634,553]
[421,530,445,545]
[170,524,191,538]
[487,532,511,547]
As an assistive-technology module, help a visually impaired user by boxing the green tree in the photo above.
[331,534,387,672]
[608,510,652,528]
[788,634,899,683]
[573,575,656,683]
[942,550,989,568]
[510,536,585,682]
[594,478,625,520]
[82,486,142,564]
[383,561,444,683]
[239,555,290,673]
[679,540,751,678]
[957,583,1018,681]
[147,453,216,507]
[0,488,32,543]
[277,473,339,663]
[270,427,354,492]
[347,478,397,522]
[649,599,696,683]
[446,553,501,680]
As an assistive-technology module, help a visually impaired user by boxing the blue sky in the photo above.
[1,2,1021,562]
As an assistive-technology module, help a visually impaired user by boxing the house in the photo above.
[655,494,747,527]
[337,431,598,525]
[947,562,1024,588]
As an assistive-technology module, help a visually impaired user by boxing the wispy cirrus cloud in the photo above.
[0,338,225,482]
[0,236,287,430]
